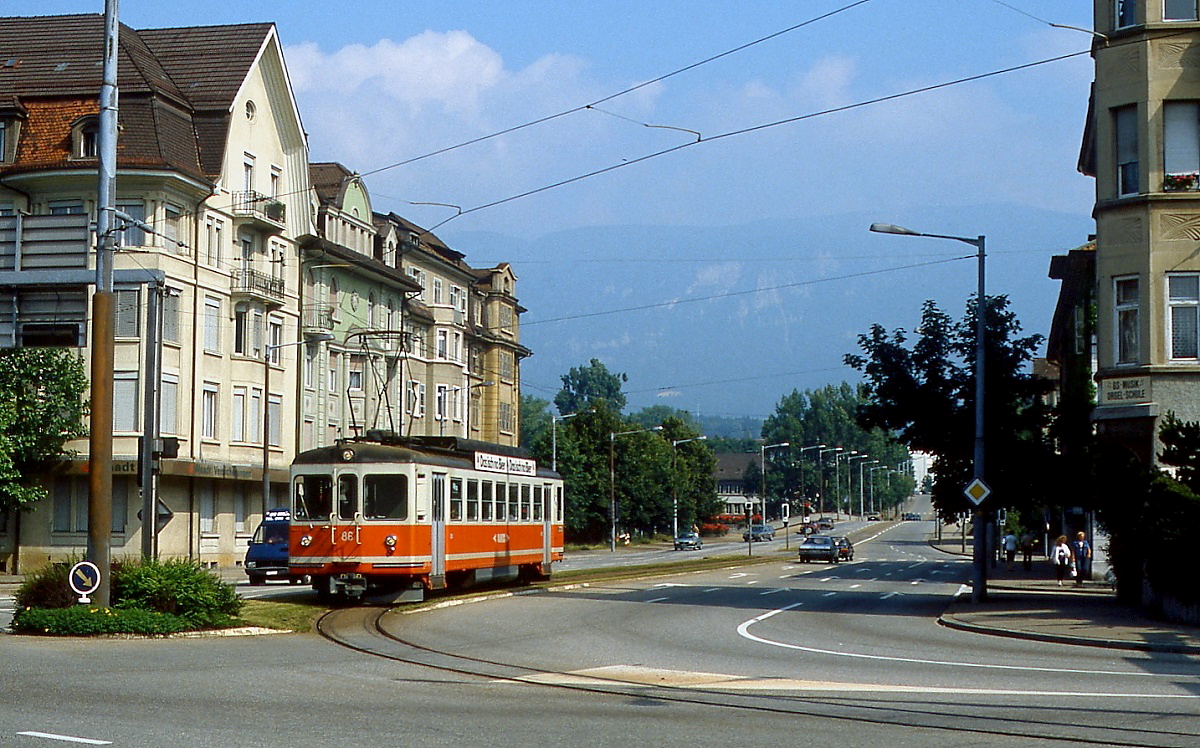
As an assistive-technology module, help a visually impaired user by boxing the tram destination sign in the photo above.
[474,451,537,477]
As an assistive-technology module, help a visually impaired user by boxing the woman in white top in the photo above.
[1052,534,1073,585]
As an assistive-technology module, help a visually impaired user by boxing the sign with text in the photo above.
[1100,376,1151,405]
[474,452,537,477]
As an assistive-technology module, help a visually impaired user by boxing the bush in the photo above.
[698,523,728,537]
[12,605,191,636]
[13,557,242,635]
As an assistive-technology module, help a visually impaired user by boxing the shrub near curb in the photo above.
[12,558,243,636]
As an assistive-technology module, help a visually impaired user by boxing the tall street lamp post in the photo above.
[609,425,663,551]
[870,465,886,515]
[871,222,987,602]
[849,454,870,517]
[671,436,707,539]
[835,450,857,518]
[756,442,789,556]
[819,447,841,519]
[797,444,825,521]
[551,412,581,473]
[264,333,333,517]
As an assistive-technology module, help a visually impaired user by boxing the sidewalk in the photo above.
[931,539,1200,655]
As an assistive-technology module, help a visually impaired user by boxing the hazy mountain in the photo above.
[445,204,1093,418]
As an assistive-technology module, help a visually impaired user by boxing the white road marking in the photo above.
[849,584,861,589]
[728,573,749,579]
[702,588,719,593]
[760,588,787,596]
[736,602,1194,679]
[881,591,902,600]
[16,733,112,745]
[654,583,687,588]
[911,580,922,585]
[746,580,760,585]
[645,597,669,603]
[823,592,837,597]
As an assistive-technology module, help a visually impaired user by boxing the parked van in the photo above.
[245,509,306,585]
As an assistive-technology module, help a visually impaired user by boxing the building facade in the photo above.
[1083,1,1200,463]
[0,15,530,573]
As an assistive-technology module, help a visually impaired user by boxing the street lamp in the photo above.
[797,445,825,520]
[759,441,790,520]
[609,425,664,551]
[835,450,857,518]
[264,332,334,517]
[551,411,582,473]
[848,454,870,518]
[871,221,987,602]
[818,447,842,519]
[870,465,887,515]
[671,436,707,538]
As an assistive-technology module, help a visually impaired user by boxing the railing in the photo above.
[303,302,335,330]
[231,268,285,300]
[232,191,286,224]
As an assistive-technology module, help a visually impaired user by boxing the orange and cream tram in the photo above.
[288,434,564,601]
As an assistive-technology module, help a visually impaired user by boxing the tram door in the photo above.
[335,472,361,558]
[431,472,447,583]
[541,483,553,566]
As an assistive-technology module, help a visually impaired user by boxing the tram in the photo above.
[288,433,564,601]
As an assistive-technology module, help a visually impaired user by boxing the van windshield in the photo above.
[252,522,288,545]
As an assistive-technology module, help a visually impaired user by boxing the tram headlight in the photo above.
[299,534,313,547]
[384,535,397,548]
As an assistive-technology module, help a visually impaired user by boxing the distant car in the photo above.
[673,532,703,551]
[867,515,881,521]
[831,536,854,561]
[816,519,834,531]
[742,524,776,542]
[798,535,839,563]
[902,512,921,521]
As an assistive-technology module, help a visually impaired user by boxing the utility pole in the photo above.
[87,0,120,607]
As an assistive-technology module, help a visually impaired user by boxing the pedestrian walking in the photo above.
[1020,532,1035,571]
[1003,531,1018,568]
[1052,534,1074,585]
[1071,531,1092,585]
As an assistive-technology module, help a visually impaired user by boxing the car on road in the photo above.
[797,535,839,563]
[831,536,854,561]
[673,532,703,551]
[816,519,834,531]
[902,512,921,521]
[742,524,776,542]
[867,515,881,521]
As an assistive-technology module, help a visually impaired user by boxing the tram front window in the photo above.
[365,474,408,519]
[338,475,357,520]
[294,475,333,521]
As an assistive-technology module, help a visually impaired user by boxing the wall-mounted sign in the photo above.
[474,452,537,476]
[1100,376,1151,405]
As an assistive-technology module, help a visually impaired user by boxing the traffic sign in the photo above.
[963,478,991,506]
[68,561,101,604]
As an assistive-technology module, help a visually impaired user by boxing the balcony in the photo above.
[303,302,335,333]
[231,268,285,303]
[1164,173,1200,192]
[232,191,287,233]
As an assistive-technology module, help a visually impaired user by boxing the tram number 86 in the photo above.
[339,529,356,543]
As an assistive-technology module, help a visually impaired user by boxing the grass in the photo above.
[236,597,330,632]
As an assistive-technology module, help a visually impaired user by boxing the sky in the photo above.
[32,0,1100,417]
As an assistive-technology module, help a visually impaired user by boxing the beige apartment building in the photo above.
[1082,0,1200,462]
[0,14,529,573]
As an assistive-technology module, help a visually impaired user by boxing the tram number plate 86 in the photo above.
[339,529,356,542]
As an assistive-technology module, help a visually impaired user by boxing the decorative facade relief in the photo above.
[1158,40,1200,70]
[1160,212,1200,241]
[1103,214,1143,245]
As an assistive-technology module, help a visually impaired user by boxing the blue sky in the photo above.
[33,1,1099,416]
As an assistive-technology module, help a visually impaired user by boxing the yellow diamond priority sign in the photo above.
[963,478,991,506]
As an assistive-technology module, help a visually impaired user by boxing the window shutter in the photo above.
[1164,102,1200,175]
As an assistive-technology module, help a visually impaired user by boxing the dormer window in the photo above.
[70,116,99,159]
[0,114,24,162]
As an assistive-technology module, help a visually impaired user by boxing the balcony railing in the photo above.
[232,191,287,225]
[231,268,285,301]
[303,302,335,331]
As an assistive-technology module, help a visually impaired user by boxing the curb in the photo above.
[936,612,1200,655]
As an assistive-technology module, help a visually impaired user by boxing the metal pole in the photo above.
[139,283,162,559]
[262,348,271,517]
[87,0,120,607]
[972,235,987,603]
[609,434,616,552]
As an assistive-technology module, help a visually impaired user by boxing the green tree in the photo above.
[0,348,88,511]
[844,296,1053,522]
[554,358,627,416]
[519,395,552,450]
[628,404,696,431]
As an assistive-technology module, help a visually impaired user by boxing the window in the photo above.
[234,486,247,533]
[452,332,462,363]
[407,380,425,417]
[1165,0,1196,20]
[202,383,219,439]
[481,481,493,521]
[113,371,138,432]
[348,355,364,391]
[206,217,224,266]
[449,477,463,521]
[160,373,178,434]
[1115,105,1139,196]
[466,480,479,521]
[1116,0,1138,27]
[1164,102,1200,190]
[499,402,514,433]
[437,329,448,359]
[163,204,182,246]
[204,296,220,352]
[268,394,282,447]
[53,478,89,533]
[250,388,262,444]
[114,289,139,338]
[329,352,339,394]
[452,386,463,422]
[232,386,246,442]
[77,118,99,158]
[268,319,283,364]
[304,345,316,390]
[233,307,247,355]
[1115,276,1140,365]
[435,384,448,422]
[115,201,145,247]
[162,289,180,344]
[364,474,408,519]
[270,166,281,198]
[499,350,515,380]
[48,200,84,215]
[433,277,444,305]
[243,154,256,193]
[252,309,263,358]
[1168,273,1200,360]
[198,481,215,534]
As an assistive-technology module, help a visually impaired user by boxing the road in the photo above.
[2,516,1197,747]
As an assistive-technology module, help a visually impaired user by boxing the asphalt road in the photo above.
[3,516,1198,747]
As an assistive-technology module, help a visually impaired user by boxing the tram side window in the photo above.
[481,481,493,521]
[520,484,531,521]
[556,486,563,523]
[449,477,463,521]
[509,483,520,521]
[338,475,357,520]
[466,479,479,521]
[364,474,408,520]
[294,475,332,521]
[495,482,506,522]
[533,485,543,521]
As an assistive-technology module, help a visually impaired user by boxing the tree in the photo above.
[519,395,552,450]
[844,296,1054,522]
[554,358,627,415]
[0,348,88,512]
